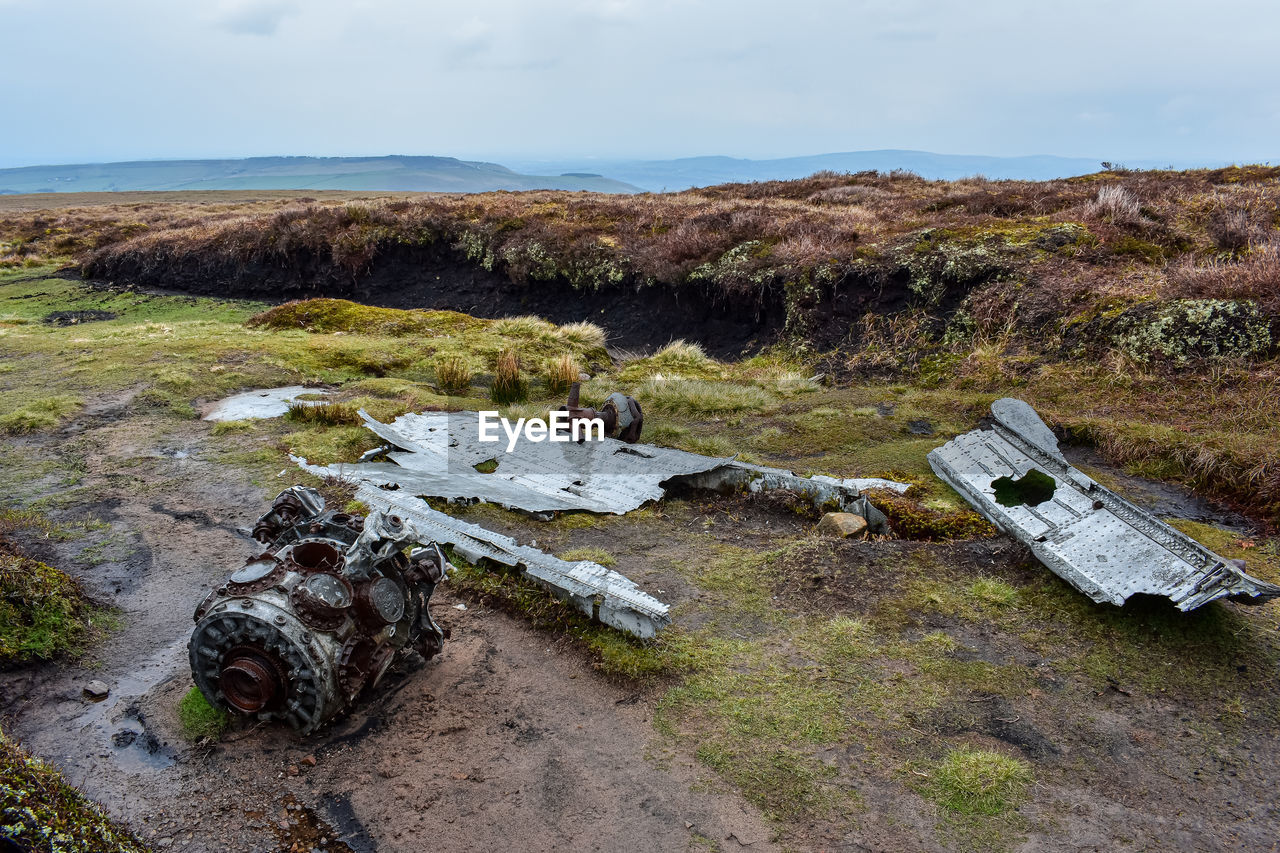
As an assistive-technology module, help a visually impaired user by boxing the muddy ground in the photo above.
[0,405,785,852]
[4,386,1280,852]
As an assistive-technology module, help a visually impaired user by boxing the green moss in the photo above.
[0,727,149,852]
[248,298,482,337]
[1106,236,1167,262]
[0,543,105,664]
[927,747,1032,815]
[991,470,1056,507]
[868,490,998,541]
[1107,299,1273,365]
[557,546,616,567]
[0,394,81,434]
[178,686,230,740]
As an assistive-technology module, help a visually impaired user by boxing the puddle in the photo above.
[264,794,362,853]
[68,634,188,774]
[202,386,330,422]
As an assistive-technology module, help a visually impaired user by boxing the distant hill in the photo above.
[0,156,641,195]
[508,150,1207,192]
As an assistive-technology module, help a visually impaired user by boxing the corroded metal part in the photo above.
[352,483,671,639]
[560,382,644,443]
[928,398,1280,611]
[189,488,447,734]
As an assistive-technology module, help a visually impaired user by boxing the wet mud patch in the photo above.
[43,309,117,325]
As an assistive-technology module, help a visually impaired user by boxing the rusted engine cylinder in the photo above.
[189,487,446,734]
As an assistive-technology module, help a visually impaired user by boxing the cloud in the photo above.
[213,0,298,36]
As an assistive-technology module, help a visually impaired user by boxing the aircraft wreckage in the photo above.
[929,398,1280,610]
[190,405,909,731]
[190,487,448,734]
[190,387,1276,734]
[290,409,908,638]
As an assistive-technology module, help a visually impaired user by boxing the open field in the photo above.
[1,170,1279,852]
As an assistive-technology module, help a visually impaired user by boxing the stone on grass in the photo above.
[817,512,868,538]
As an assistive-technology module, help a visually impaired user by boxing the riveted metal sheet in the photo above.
[297,410,911,516]
[928,398,1280,611]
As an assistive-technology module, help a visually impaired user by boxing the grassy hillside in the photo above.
[3,168,1279,521]
[0,155,640,194]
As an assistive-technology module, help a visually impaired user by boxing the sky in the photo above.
[1,0,1277,169]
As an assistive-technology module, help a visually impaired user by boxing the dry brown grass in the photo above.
[434,356,473,396]
[544,353,579,396]
[490,348,527,404]
[4,167,1276,372]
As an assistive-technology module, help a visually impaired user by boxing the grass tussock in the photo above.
[926,747,1033,816]
[178,686,230,740]
[0,726,150,852]
[0,538,103,665]
[285,400,362,427]
[0,394,81,434]
[490,348,528,405]
[434,356,473,396]
[544,353,579,396]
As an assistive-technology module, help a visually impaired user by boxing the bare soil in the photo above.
[0,407,779,853]
[81,241,784,358]
[4,391,1280,852]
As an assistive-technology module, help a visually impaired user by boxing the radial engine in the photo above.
[188,486,447,734]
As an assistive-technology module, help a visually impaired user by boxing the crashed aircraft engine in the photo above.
[188,487,447,734]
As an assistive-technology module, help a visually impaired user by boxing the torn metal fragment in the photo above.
[928,398,1280,610]
[351,483,671,638]
[295,410,908,522]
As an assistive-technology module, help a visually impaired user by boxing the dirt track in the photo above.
[0,405,780,852]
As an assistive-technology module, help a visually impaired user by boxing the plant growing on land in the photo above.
[178,686,229,740]
[285,401,361,426]
[0,394,81,434]
[490,348,528,404]
[435,356,473,396]
[1,727,149,852]
[0,539,102,664]
[927,747,1033,815]
[545,353,579,396]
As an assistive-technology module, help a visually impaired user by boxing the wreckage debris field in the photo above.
[2,173,1280,853]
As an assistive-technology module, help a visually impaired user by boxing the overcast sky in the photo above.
[1,0,1277,168]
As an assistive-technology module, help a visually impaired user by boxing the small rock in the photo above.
[301,755,317,767]
[83,680,110,701]
[157,840,174,849]
[816,512,868,539]
[287,765,300,776]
